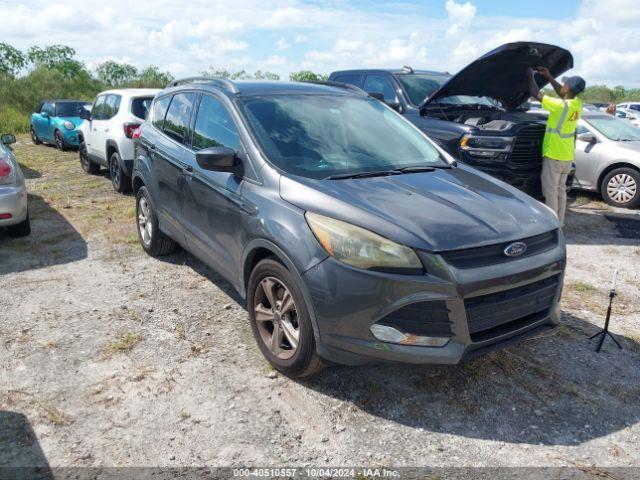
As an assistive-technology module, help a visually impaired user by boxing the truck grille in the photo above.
[378,301,452,336]
[441,230,558,269]
[507,124,547,197]
[464,275,560,342]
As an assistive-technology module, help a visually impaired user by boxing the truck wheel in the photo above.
[79,141,100,175]
[136,186,175,256]
[601,167,640,208]
[248,258,325,378]
[109,152,132,194]
[6,212,31,237]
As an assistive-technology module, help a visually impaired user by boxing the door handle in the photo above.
[149,144,156,152]
[183,165,194,176]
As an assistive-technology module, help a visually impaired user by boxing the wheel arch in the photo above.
[597,162,640,191]
[241,239,321,341]
[106,139,119,161]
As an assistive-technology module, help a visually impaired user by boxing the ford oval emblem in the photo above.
[504,241,527,257]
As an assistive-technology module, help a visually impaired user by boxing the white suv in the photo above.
[78,89,160,192]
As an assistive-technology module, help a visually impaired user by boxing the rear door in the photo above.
[181,93,246,280]
[154,92,196,237]
[93,94,121,161]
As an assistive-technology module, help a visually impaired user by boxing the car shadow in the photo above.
[299,311,640,447]
[0,410,53,479]
[17,163,42,180]
[0,194,88,275]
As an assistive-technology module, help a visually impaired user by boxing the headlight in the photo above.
[459,134,514,157]
[305,212,423,272]
[63,121,75,130]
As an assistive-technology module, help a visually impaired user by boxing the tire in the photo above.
[248,258,324,378]
[6,211,31,237]
[79,140,100,175]
[30,127,41,145]
[54,130,67,151]
[600,167,640,209]
[109,152,132,194]
[136,186,175,256]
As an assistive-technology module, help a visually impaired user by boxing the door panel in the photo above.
[86,96,106,158]
[574,125,602,190]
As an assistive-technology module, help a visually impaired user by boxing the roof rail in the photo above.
[165,77,240,94]
[302,80,368,96]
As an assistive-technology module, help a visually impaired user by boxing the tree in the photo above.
[134,66,173,88]
[0,43,26,77]
[96,60,138,86]
[26,45,88,79]
[289,70,327,82]
[201,68,280,80]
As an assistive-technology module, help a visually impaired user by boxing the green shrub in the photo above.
[0,106,30,134]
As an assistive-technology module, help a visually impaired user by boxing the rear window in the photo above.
[332,74,362,86]
[151,95,171,130]
[162,93,196,144]
[131,96,154,120]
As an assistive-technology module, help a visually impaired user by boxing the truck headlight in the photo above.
[63,121,75,130]
[459,134,514,158]
[305,212,423,273]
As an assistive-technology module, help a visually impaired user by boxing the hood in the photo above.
[423,42,573,111]
[280,165,559,252]
[56,116,85,128]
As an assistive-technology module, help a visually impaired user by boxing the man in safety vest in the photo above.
[528,67,585,225]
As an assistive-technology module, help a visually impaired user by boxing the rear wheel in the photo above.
[30,127,41,145]
[136,186,175,256]
[6,212,31,237]
[248,258,324,378]
[79,140,100,175]
[54,130,67,151]
[109,152,131,194]
[601,167,640,208]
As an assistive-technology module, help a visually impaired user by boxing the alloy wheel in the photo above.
[607,173,637,204]
[253,277,300,360]
[31,128,37,143]
[138,197,153,246]
[110,157,120,188]
[55,132,63,150]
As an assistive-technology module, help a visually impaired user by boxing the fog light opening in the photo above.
[370,324,449,348]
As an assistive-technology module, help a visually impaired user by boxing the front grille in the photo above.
[378,301,452,336]
[507,124,547,197]
[465,275,560,342]
[441,229,558,269]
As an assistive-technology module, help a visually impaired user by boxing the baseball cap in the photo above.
[562,76,586,95]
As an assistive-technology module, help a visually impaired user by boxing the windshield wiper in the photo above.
[395,166,436,173]
[326,170,401,180]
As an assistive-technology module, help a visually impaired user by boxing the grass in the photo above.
[102,330,143,357]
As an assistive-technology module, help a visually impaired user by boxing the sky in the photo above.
[1,0,639,86]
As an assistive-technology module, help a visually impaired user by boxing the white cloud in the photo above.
[445,0,477,36]
[276,37,290,51]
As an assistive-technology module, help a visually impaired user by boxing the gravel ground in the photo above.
[1,137,639,476]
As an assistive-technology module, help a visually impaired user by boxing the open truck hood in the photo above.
[422,42,573,111]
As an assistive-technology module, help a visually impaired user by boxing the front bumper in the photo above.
[303,237,566,365]
[61,129,80,146]
[0,185,28,227]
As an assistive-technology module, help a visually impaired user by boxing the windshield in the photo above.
[240,94,448,179]
[395,73,496,107]
[586,116,640,141]
[55,102,91,117]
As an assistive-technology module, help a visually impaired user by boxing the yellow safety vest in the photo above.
[541,95,582,161]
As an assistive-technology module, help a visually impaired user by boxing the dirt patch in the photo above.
[1,136,639,469]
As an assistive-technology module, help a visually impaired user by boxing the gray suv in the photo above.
[133,78,566,377]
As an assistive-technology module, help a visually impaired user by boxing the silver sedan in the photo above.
[572,113,640,209]
[0,134,30,236]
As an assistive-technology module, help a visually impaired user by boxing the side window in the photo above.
[103,95,121,120]
[575,125,589,135]
[192,95,239,151]
[363,75,397,102]
[92,96,106,120]
[151,95,171,130]
[163,93,196,144]
[42,102,54,115]
[333,74,362,87]
[131,97,154,120]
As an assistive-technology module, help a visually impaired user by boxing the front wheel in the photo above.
[30,127,41,145]
[109,152,131,194]
[79,141,100,174]
[136,186,175,256]
[601,167,640,208]
[54,130,67,151]
[248,258,324,378]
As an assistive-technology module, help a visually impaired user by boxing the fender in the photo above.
[105,139,119,159]
[241,238,322,341]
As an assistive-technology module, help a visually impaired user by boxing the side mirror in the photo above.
[196,146,241,174]
[41,111,50,119]
[78,109,91,120]
[577,132,596,143]
[1,134,16,145]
